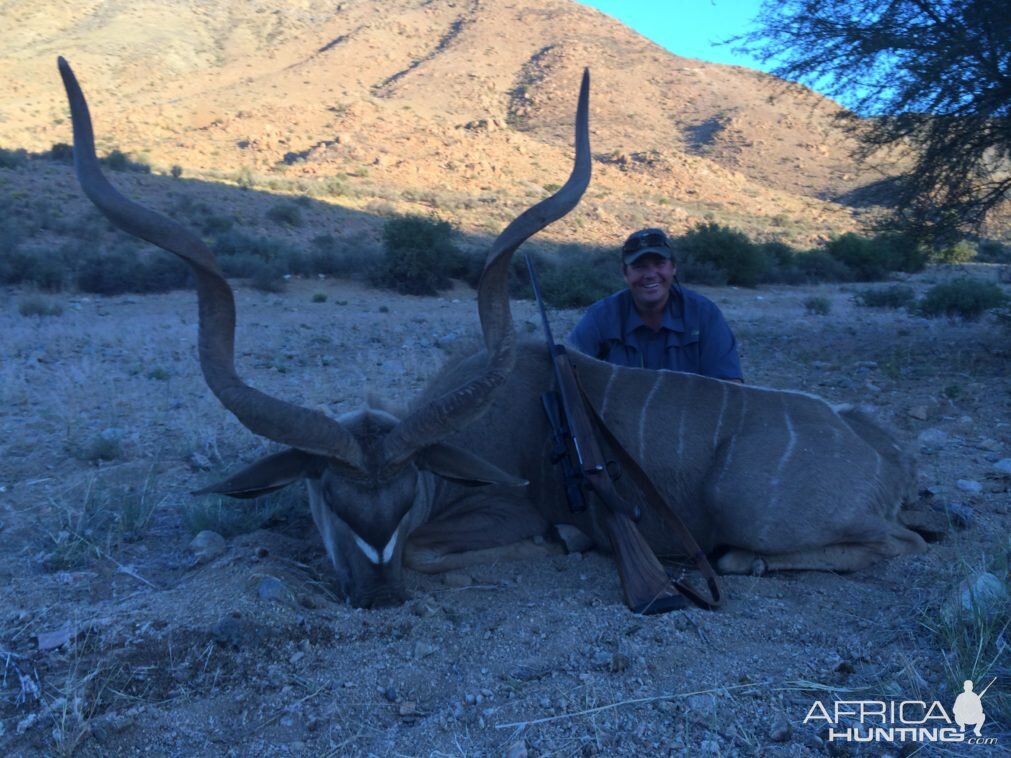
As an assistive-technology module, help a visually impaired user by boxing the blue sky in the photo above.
[577,0,768,71]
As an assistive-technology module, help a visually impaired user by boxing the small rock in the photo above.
[956,479,983,494]
[769,716,792,742]
[936,502,975,529]
[188,531,226,563]
[978,438,1003,452]
[917,428,949,449]
[959,572,1008,619]
[212,614,247,649]
[506,741,528,758]
[994,459,1011,475]
[188,452,213,471]
[908,406,929,421]
[609,653,631,673]
[413,641,438,659]
[686,693,717,719]
[256,576,290,603]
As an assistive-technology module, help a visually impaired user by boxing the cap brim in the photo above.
[623,246,673,265]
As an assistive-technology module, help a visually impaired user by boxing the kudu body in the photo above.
[409,347,926,576]
[59,58,925,609]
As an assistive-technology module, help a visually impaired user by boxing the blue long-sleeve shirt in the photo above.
[567,287,743,380]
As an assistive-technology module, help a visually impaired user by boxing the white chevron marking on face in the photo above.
[352,516,403,566]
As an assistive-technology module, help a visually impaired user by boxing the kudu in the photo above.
[59,58,927,610]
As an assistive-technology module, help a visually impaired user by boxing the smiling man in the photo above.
[568,227,743,381]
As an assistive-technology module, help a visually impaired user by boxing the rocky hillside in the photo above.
[2,0,888,247]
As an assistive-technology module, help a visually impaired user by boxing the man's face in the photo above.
[623,254,675,311]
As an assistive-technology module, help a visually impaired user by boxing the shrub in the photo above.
[100,149,151,173]
[975,240,1011,264]
[48,143,74,164]
[803,296,831,315]
[266,200,304,227]
[19,297,64,317]
[917,278,1007,320]
[76,249,190,295]
[793,250,853,282]
[824,231,927,281]
[933,240,977,264]
[676,222,769,287]
[516,247,622,308]
[373,214,466,295]
[0,247,66,291]
[853,285,917,309]
[0,147,28,169]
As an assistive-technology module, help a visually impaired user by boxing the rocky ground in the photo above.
[1,265,1009,756]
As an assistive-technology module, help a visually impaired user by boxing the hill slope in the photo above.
[2,0,884,246]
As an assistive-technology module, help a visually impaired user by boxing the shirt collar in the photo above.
[622,288,686,338]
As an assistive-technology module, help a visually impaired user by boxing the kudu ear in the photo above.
[416,444,528,488]
[194,449,326,499]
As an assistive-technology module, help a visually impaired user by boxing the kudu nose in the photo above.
[364,586,408,609]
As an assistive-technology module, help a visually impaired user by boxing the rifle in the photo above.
[525,255,712,614]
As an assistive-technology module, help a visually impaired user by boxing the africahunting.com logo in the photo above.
[803,678,998,746]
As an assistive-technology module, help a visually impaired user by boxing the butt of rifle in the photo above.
[605,512,688,614]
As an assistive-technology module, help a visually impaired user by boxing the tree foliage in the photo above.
[735,0,1011,242]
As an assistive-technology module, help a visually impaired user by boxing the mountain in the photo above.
[1,0,885,247]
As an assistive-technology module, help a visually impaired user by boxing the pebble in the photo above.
[917,428,949,449]
[256,576,290,603]
[936,502,975,529]
[188,530,226,563]
[956,479,983,494]
[769,716,792,742]
[413,641,438,659]
[994,459,1011,475]
[959,572,1007,619]
[506,741,528,758]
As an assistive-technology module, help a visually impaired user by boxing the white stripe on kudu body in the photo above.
[440,345,927,578]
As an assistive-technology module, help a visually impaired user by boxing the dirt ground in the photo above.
[1,266,1010,757]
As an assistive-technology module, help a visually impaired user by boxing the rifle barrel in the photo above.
[524,254,556,348]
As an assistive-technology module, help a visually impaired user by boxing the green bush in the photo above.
[514,247,622,308]
[803,296,831,315]
[266,200,304,227]
[0,147,29,169]
[917,278,1007,320]
[824,231,927,281]
[933,240,977,264]
[373,214,467,295]
[853,285,917,309]
[0,247,65,291]
[76,249,191,295]
[975,240,1011,264]
[676,222,769,287]
[19,297,64,317]
[48,143,74,164]
[100,149,151,173]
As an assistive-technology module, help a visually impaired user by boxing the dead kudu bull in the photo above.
[59,58,927,609]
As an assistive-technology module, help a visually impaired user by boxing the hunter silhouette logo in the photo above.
[953,678,994,737]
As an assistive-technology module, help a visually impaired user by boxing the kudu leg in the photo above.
[716,523,927,574]
[405,490,561,573]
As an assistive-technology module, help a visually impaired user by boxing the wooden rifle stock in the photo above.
[549,348,689,614]
[525,253,718,614]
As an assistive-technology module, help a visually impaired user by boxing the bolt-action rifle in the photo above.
[525,255,721,614]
